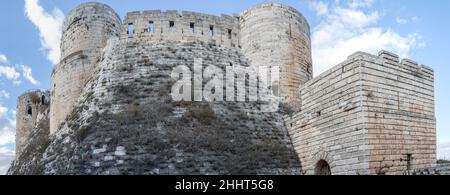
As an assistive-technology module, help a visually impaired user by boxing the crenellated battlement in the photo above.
[121,10,240,48]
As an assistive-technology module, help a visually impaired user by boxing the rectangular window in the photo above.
[228,29,232,39]
[127,23,134,38]
[209,25,214,36]
[189,23,195,33]
[148,21,155,33]
[169,21,175,28]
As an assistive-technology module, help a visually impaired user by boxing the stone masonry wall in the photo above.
[285,53,369,175]
[240,3,312,108]
[32,38,302,175]
[122,11,240,48]
[365,51,436,174]
[286,50,436,175]
[50,3,122,133]
[60,2,122,59]
[16,90,50,157]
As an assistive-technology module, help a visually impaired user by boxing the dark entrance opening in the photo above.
[27,106,32,115]
[315,160,332,175]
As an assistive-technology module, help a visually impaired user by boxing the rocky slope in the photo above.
[8,39,302,175]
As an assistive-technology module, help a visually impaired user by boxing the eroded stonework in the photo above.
[10,2,438,175]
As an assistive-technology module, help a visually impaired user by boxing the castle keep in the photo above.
[12,2,436,175]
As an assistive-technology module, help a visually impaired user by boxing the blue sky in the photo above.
[0,0,449,173]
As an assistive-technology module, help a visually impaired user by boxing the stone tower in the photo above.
[50,3,122,134]
[16,90,50,157]
[240,3,313,108]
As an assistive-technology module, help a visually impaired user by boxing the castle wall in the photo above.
[240,3,313,108]
[60,3,121,59]
[16,90,50,157]
[285,55,370,175]
[50,3,121,133]
[365,51,436,174]
[286,51,436,175]
[122,11,240,48]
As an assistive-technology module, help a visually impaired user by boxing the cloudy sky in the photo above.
[0,0,449,174]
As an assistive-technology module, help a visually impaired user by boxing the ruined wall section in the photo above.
[16,90,50,157]
[365,51,436,174]
[240,3,312,108]
[50,3,122,134]
[285,54,369,175]
[122,11,240,48]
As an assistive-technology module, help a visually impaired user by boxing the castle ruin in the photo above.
[11,2,436,175]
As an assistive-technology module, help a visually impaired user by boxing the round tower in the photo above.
[16,90,50,157]
[240,3,312,108]
[50,3,121,134]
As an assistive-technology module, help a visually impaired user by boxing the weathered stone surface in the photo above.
[286,51,436,175]
[11,2,438,175]
[10,39,301,175]
[15,90,50,157]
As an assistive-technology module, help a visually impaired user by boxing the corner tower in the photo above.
[240,3,312,108]
[50,3,121,134]
[16,90,50,157]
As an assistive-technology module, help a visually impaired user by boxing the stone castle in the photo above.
[9,2,437,175]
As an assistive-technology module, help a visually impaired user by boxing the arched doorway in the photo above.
[315,160,332,175]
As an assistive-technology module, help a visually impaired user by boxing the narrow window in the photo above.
[41,95,45,104]
[169,21,175,28]
[27,106,32,115]
[189,23,195,33]
[209,25,214,36]
[127,23,134,38]
[406,154,412,170]
[148,21,155,33]
[227,29,232,39]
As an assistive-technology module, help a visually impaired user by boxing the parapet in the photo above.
[60,2,122,60]
[121,10,240,48]
[240,3,310,36]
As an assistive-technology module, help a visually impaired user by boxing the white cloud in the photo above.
[0,105,7,118]
[411,16,419,22]
[0,66,21,82]
[0,90,9,99]
[310,0,425,76]
[18,64,40,85]
[396,16,420,25]
[0,127,15,146]
[0,104,15,175]
[25,0,64,65]
[438,141,450,160]
[310,1,329,16]
[0,54,7,64]
[0,147,14,175]
[396,17,408,24]
[348,0,375,8]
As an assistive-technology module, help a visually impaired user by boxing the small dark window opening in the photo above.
[27,106,32,115]
[169,21,175,28]
[316,111,321,117]
[189,23,195,33]
[406,154,412,170]
[228,29,232,39]
[41,95,45,104]
[209,25,214,36]
[127,23,134,38]
[148,21,155,33]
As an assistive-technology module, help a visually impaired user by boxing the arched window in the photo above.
[41,95,45,104]
[27,106,32,115]
[315,160,331,175]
